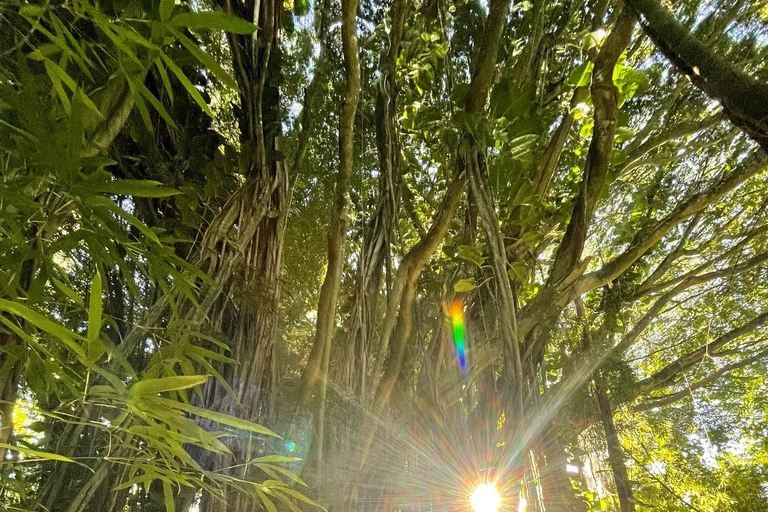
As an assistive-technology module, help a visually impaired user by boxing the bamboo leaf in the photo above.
[95,179,182,198]
[171,401,280,438]
[159,52,213,116]
[169,11,258,34]
[163,480,174,512]
[251,455,302,463]
[51,277,84,307]
[130,375,209,396]
[0,299,86,359]
[160,0,175,22]
[86,270,104,362]
[0,443,74,463]
[135,79,177,128]
[155,58,174,103]
[166,27,237,90]
[278,487,325,509]
[127,75,154,132]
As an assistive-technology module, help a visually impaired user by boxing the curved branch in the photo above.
[637,312,768,393]
[634,345,768,412]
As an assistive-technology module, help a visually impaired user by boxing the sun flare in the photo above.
[470,482,501,512]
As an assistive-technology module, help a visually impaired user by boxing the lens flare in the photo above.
[470,482,501,512]
[450,301,467,374]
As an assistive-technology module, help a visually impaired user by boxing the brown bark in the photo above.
[627,0,768,151]
[300,0,362,406]
[594,373,635,512]
[468,153,524,416]
[341,0,409,401]
[190,2,290,511]
[549,8,636,285]
[370,0,511,400]
[298,0,361,475]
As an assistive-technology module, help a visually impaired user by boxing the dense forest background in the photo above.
[2,0,768,510]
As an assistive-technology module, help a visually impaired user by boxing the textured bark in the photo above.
[469,154,524,416]
[627,0,768,151]
[594,373,635,512]
[341,0,409,401]
[300,0,361,404]
[370,175,468,403]
[298,0,361,474]
[371,0,511,400]
[192,1,290,511]
[549,8,635,285]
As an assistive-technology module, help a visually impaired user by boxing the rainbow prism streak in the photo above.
[450,301,467,374]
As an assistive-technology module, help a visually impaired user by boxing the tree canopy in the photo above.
[2,0,768,511]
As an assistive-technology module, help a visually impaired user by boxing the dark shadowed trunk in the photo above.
[627,0,768,151]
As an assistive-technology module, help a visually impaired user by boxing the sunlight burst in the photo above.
[470,482,501,512]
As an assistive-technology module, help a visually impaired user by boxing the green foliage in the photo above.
[0,1,314,511]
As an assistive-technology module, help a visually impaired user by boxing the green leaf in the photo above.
[0,299,86,359]
[127,75,154,132]
[454,279,477,293]
[42,59,103,118]
[508,261,528,282]
[173,401,280,437]
[51,278,84,307]
[568,62,594,87]
[251,455,302,463]
[135,79,177,128]
[163,480,174,512]
[101,199,162,244]
[457,245,484,267]
[256,463,307,486]
[0,443,75,463]
[87,271,104,363]
[130,375,209,396]
[255,488,278,512]
[293,0,310,16]
[95,179,181,198]
[166,27,238,90]
[169,11,258,34]
[159,52,213,117]
[155,58,174,103]
[160,0,175,22]
[278,487,324,509]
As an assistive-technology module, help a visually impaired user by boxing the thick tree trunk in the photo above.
[193,1,290,510]
[341,0,409,402]
[299,0,361,475]
[627,0,768,151]
[594,373,635,512]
